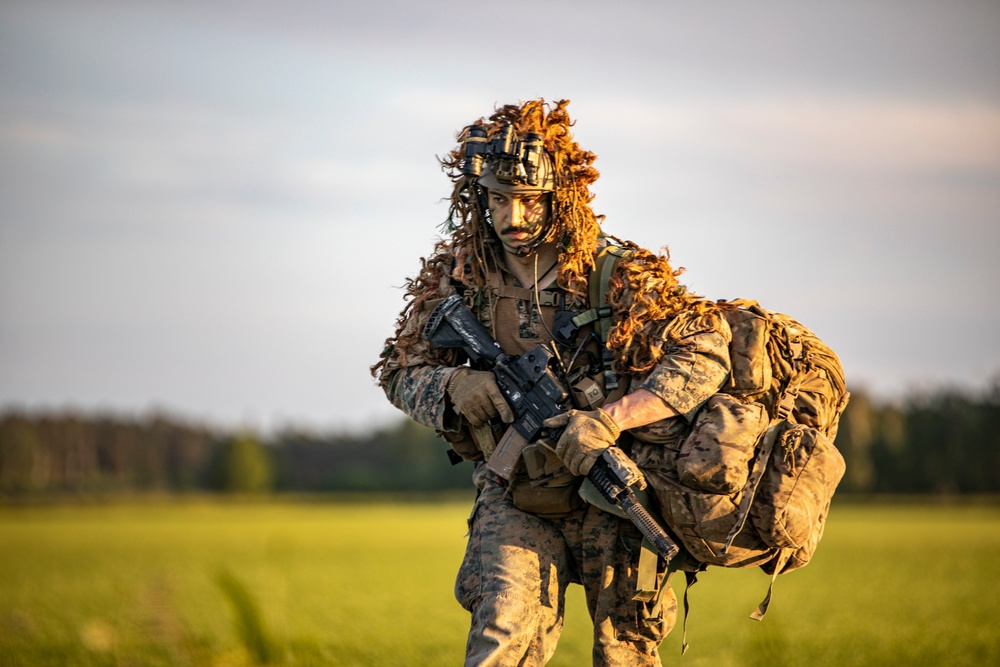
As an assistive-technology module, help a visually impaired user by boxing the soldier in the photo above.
[372,99,732,666]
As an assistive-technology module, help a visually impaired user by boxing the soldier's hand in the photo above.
[447,369,514,426]
[543,409,621,476]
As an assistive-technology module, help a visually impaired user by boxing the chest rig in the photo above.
[485,250,629,412]
[448,247,635,518]
[453,245,635,415]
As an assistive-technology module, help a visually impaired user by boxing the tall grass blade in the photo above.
[215,568,281,664]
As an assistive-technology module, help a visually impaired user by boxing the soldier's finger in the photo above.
[465,404,486,426]
[489,392,514,423]
[553,431,574,459]
[543,412,571,429]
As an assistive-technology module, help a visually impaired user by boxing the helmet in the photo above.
[463,123,555,194]
[442,99,603,292]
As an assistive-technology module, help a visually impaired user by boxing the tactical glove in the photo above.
[447,369,514,427]
[543,408,621,476]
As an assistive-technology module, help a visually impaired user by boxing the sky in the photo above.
[1,0,998,434]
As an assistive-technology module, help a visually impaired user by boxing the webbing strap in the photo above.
[721,420,782,553]
[588,246,632,341]
[493,284,562,307]
[750,549,791,621]
[569,306,608,329]
[633,537,659,603]
[681,571,698,655]
[721,352,804,554]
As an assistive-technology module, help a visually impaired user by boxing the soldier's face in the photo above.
[487,190,550,254]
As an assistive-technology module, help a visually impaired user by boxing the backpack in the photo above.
[587,246,850,619]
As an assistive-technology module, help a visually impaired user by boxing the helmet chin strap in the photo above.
[508,226,552,256]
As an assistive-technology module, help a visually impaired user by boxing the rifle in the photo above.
[423,294,679,562]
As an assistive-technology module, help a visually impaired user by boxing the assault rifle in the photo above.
[423,294,679,562]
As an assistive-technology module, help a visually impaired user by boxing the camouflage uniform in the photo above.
[378,251,732,667]
[456,465,675,666]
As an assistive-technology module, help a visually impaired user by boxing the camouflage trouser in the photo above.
[455,468,677,667]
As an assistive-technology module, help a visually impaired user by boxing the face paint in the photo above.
[487,191,551,255]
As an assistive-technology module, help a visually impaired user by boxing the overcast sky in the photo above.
[1,0,998,433]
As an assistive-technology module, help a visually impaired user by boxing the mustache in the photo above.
[499,222,543,235]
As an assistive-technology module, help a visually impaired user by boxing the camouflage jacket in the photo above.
[377,250,733,439]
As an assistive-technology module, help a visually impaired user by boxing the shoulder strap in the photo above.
[587,245,633,342]
[582,245,634,390]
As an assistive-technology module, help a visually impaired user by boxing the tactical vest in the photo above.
[467,264,618,518]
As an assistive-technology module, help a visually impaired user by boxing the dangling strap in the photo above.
[633,537,660,603]
[721,374,803,554]
[721,419,783,553]
[750,549,792,621]
[633,537,679,632]
[681,571,699,655]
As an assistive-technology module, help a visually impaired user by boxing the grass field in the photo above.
[1,496,998,666]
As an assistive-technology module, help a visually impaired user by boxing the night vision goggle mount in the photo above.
[462,123,548,188]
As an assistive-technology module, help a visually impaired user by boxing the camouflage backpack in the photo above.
[588,247,850,619]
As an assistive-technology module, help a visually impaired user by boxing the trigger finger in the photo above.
[492,397,514,423]
[543,413,570,429]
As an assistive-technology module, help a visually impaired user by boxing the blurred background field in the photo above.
[1,376,998,666]
[1,498,998,667]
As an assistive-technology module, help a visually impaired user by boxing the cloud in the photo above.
[2,0,998,428]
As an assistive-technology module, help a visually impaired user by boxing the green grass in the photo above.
[1,497,998,666]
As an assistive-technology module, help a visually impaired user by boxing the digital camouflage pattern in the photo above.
[633,310,732,423]
[457,466,676,667]
[751,423,845,550]
[377,251,728,666]
[384,364,458,431]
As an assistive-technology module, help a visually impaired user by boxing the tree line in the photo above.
[1,382,998,497]
[834,382,1000,494]
[0,411,468,496]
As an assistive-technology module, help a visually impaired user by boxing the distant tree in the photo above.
[268,418,472,493]
[0,416,42,494]
[216,435,274,494]
[835,390,876,493]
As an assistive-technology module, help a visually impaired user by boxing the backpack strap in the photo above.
[557,246,632,337]
[588,246,631,337]
[680,570,699,655]
[750,549,792,621]
[575,246,634,390]
[719,305,807,555]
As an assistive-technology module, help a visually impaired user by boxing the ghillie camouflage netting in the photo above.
[605,243,718,375]
[371,99,716,382]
